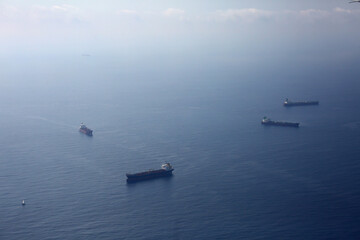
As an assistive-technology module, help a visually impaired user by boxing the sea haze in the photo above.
[0,51,360,239]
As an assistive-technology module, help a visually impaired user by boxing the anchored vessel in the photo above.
[126,163,174,182]
[261,117,299,127]
[79,123,93,136]
[284,98,319,107]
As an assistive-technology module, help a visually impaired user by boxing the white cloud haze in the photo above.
[1,2,360,56]
[163,8,185,17]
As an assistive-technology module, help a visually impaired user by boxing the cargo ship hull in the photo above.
[79,128,93,136]
[127,163,174,182]
[261,118,299,127]
[126,169,173,182]
[79,123,93,136]
[284,99,319,107]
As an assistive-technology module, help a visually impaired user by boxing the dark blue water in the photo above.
[1,54,360,239]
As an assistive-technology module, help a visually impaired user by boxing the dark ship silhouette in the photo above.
[126,163,174,182]
[79,123,93,136]
[284,98,319,107]
[261,117,299,127]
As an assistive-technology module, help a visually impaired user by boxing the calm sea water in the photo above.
[1,54,360,239]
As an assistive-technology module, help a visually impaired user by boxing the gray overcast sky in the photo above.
[0,0,354,11]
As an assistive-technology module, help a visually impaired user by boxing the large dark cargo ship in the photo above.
[261,117,299,127]
[126,163,174,182]
[79,123,93,136]
[284,98,319,107]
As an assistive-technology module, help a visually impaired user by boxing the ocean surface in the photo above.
[1,53,360,239]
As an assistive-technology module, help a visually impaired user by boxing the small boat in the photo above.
[22,200,25,205]
[79,123,93,136]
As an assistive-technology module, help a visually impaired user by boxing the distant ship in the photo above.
[126,163,174,182]
[79,123,93,136]
[261,117,299,127]
[284,98,319,107]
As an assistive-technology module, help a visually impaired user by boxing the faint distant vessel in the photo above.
[126,163,174,182]
[22,200,25,205]
[261,117,299,127]
[79,123,93,136]
[284,98,319,107]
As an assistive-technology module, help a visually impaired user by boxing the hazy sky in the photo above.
[1,1,360,58]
